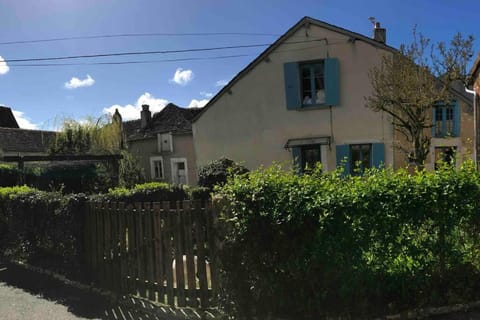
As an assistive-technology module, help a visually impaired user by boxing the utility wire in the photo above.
[0,32,280,46]
[3,38,328,63]
[7,54,252,67]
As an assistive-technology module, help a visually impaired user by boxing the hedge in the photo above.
[215,162,480,319]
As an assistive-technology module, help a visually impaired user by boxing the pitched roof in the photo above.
[468,52,480,85]
[192,16,397,123]
[0,128,56,154]
[125,103,202,141]
[0,106,19,128]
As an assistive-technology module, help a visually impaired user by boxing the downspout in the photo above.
[465,88,477,170]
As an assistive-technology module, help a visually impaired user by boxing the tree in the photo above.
[366,29,474,167]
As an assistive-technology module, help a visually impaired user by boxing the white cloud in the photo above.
[186,99,209,109]
[200,91,213,98]
[64,74,95,89]
[215,79,228,87]
[12,110,38,129]
[103,92,169,121]
[169,68,194,86]
[0,56,9,75]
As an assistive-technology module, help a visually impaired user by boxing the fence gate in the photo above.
[84,200,218,309]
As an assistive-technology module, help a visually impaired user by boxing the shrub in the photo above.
[104,181,187,203]
[198,157,248,190]
[215,162,480,319]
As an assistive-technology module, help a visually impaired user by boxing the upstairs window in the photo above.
[284,58,339,109]
[150,156,164,180]
[432,102,459,137]
[301,62,325,105]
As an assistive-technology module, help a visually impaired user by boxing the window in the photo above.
[150,156,164,180]
[301,62,325,105]
[171,158,188,185]
[434,146,456,170]
[432,102,459,137]
[349,144,372,175]
[284,58,339,109]
[292,145,322,173]
[157,132,173,152]
[336,143,385,175]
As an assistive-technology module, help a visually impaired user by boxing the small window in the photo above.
[433,102,459,137]
[435,146,456,170]
[150,156,164,180]
[300,61,325,106]
[293,145,322,173]
[350,144,372,175]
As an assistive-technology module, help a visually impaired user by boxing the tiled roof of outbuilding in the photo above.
[0,106,19,128]
[0,128,56,153]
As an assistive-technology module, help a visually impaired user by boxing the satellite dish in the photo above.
[368,17,376,25]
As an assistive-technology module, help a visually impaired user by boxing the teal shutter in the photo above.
[371,143,385,168]
[292,147,302,173]
[453,101,460,137]
[284,62,301,110]
[336,144,350,175]
[432,107,437,137]
[324,58,340,106]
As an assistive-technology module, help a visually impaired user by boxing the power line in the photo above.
[7,54,252,67]
[3,38,328,63]
[0,32,280,46]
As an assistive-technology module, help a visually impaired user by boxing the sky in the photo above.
[0,0,479,130]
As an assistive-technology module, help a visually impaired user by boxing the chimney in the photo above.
[140,104,151,129]
[373,22,386,44]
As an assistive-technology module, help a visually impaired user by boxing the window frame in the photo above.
[150,156,165,180]
[299,60,326,108]
[170,157,189,185]
[432,102,459,138]
[349,143,372,175]
[293,144,323,173]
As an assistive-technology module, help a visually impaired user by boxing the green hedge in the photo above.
[216,162,480,319]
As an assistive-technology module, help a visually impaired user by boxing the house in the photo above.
[0,106,56,158]
[124,103,201,185]
[192,16,474,173]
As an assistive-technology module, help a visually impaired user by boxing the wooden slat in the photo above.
[183,200,197,307]
[206,200,218,295]
[104,202,113,290]
[96,202,105,286]
[163,201,174,306]
[194,200,209,308]
[118,202,127,292]
[144,202,155,301]
[134,202,144,297]
[126,203,136,294]
[174,201,186,307]
[111,202,120,293]
[152,202,165,303]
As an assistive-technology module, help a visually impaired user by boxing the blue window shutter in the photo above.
[453,101,460,137]
[432,107,437,137]
[371,143,385,168]
[336,144,350,175]
[283,62,300,110]
[324,58,340,106]
[292,147,302,173]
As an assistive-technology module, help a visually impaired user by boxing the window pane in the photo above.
[445,106,454,134]
[301,62,324,105]
[435,146,456,170]
[350,144,372,175]
[301,66,313,104]
[301,145,321,172]
[435,107,443,136]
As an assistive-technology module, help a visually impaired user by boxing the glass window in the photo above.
[153,160,163,179]
[435,146,456,170]
[350,144,372,175]
[434,104,457,137]
[300,145,321,172]
[300,61,325,106]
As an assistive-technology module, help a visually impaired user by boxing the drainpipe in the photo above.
[465,87,477,170]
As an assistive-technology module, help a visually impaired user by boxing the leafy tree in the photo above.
[198,157,248,190]
[366,29,474,167]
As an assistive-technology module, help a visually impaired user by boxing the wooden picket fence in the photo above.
[84,200,218,309]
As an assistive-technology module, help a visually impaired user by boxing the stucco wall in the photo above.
[193,23,394,171]
[128,133,198,185]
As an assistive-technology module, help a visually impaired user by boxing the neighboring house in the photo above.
[192,16,474,173]
[124,103,201,185]
[0,106,56,157]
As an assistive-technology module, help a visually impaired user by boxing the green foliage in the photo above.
[198,157,249,190]
[0,187,88,279]
[118,150,145,188]
[216,162,480,318]
[50,115,122,155]
[104,181,187,203]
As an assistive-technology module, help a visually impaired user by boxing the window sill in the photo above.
[294,104,332,111]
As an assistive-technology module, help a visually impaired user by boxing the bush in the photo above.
[198,157,248,190]
[215,162,480,319]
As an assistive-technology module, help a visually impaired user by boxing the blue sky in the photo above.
[0,0,478,130]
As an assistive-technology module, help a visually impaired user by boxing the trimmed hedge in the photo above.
[216,162,480,319]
